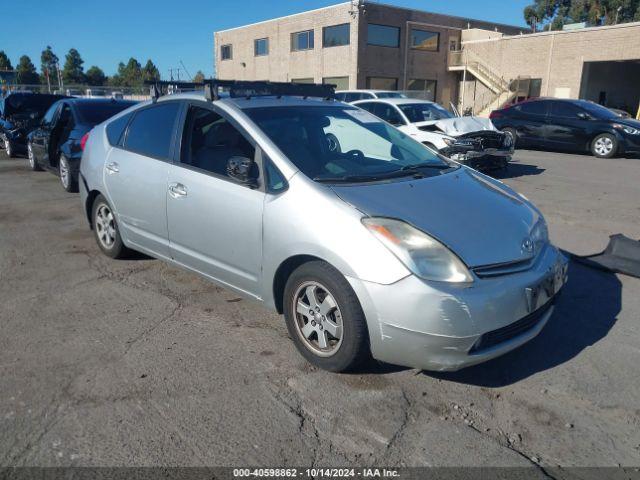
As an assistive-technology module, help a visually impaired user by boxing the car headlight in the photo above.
[614,124,640,135]
[362,217,473,283]
[443,137,456,146]
[530,219,549,253]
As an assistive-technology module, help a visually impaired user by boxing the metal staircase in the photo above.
[448,49,517,117]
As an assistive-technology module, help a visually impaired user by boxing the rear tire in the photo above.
[283,261,370,372]
[502,128,518,149]
[91,194,130,259]
[5,137,16,158]
[59,154,79,193]
[591,133,618,159]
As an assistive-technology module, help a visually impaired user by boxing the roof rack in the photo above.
[145,79,335,102]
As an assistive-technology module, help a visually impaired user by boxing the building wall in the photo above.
[214,3,358,87]
[462,22,640,100]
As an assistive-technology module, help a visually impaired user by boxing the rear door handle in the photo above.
[168,182,188,198]
[105,162,119,174]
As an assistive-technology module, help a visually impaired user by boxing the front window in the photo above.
[367,24,400,48]
[254,38,269,56]
[323,23,350,47]
[410,29,439,51]
[220,45,232,61]
[291,30,314,51]
[244,105,453,183]
[398,103,453,123]
[578,101,619,120]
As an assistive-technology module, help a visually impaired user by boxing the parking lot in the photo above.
[1,149,639,469]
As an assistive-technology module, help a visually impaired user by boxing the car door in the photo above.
[45,103,74,168]
[103,101,182,260]
[31,102,62,163]
[545,101,591,151]
[511,100,549,147]
[166,102,265,298]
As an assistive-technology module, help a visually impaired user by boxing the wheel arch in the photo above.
[272,254,329,314]
[85,189,102,228]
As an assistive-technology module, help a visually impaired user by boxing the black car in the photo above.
[27,98,136,192]
[490,98,640,159]
[0,92,68,157]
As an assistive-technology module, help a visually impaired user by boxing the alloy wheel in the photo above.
[5,138,12,157]
[95,204,117,250]
[27,143,34,168]
[60,156,70,189]
[292,281,343,357]
[594,137,613,156]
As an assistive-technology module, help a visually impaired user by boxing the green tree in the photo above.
[62,48,85,84]
[40,46,59,84]
[86,66,106,86]
[121,57,142,87]
[524,0,640,30]
[142,59,160,83]
[0,51,13,71]
[16,55,40,85]
[193,70,205,83]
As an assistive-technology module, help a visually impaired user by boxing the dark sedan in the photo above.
[0,92,68,157]
[27,98,136,192]
[490,98,640,158]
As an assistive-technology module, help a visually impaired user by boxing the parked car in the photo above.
[0,92,67,157]
[335,90,407,102]
[27,98,136,192]
[80,81,567,373]
[490,98,640,158]
[353,98,514,171]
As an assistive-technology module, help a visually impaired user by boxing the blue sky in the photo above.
[3,0,530,79]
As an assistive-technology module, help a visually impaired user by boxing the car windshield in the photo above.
[76,102,136,125]
[579,101,620,121]
[399,103,454,123]
[244,105,454,182]
[375,92,406,99]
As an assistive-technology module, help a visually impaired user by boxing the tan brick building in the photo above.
[213,2,525,107]
[214,2,640,117]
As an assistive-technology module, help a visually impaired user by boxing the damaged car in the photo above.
[0,92,68,157]
[353,98,514,171]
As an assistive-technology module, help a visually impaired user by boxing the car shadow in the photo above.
[493,163,546,179]
[424,258,622,387]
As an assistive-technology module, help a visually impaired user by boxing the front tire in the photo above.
[283,261,370,372]
[27,142,42,170]
[91,194,129,259]
[502,127,518,149]
[591,133,618,158]
[59,154,79,193]
[5,137,16,158]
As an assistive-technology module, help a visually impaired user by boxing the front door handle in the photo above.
[105,162,119,174]
[168,182,188,198]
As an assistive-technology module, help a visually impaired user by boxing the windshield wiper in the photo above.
[313,174,381,183]
[400,163,452,171]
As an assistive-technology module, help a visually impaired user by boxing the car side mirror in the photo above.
[577,112,591,120]
[227,156,259,188]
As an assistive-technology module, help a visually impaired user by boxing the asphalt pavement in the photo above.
[1,149,639,471]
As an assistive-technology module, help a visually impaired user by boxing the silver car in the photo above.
[80,86,568,373]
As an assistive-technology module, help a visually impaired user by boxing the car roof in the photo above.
[64,98,136,106]
[156,91,350,110]
[337,89,396,94]
[352,97,435,106]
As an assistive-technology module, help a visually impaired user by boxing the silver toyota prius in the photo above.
[79,84,568,373]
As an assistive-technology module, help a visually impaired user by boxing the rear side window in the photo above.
[106,112,132,146]
[372,103,404,126]
[124,103,181,160]
[516,101,547,116]
[356,102,377,114]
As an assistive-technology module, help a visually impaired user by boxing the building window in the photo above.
[407,79,437,101]
[291,30,315,51]
[254,38,269,56]
[367,24,400,48]
[291,78,315,84]
[410,29,440,51]
[323,23,350,47]
[323,76,350,91]
[366,77,398,90]
[220,44,232,61]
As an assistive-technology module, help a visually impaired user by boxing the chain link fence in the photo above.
[1,84,151,101]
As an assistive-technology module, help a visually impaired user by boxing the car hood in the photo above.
[414,117,497,137]
[331,168,541,268]
[615,118,640,129]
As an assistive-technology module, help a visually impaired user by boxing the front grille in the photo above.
[469,300,554,354]
[455,132,506,150]
[472,257,535,278]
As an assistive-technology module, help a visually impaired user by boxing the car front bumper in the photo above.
[347,244,568,372]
